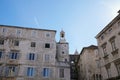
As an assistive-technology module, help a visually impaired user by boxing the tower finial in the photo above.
[74,49,79,55]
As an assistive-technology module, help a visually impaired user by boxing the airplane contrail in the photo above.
[34,16,40,27]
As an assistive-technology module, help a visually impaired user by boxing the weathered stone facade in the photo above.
[96,10,120,80]
[0,25,70,80]
[77,45,101,80]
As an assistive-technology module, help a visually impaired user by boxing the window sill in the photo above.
[111,49,119,55]
[103,54,109,58]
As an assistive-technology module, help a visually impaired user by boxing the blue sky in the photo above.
[0,0,120,54]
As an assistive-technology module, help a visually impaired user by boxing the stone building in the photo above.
[77,45,101,80]
[95,10,120,80]
[0,25,70,80]
[69,50,79,80]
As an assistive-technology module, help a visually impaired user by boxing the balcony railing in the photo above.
[111,49,119,55]
[112,49,119,60]
[104,56,109,65]
[7,59,19,65]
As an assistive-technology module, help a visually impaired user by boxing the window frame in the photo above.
[28,53,35,60]
[102,43,107,56]
[6,66,18,76]
[0,50,4,59]
[45,54,50,62]
[2,28,7,33]
[45,43,50,48]
[16,29,22,36]
[59,68,64,78]
[31,42,36,47]
[0,39,4,45]
[27,67,35,77]
[14,40,19,46]
[9,51,19,59]
[43,68,50,78]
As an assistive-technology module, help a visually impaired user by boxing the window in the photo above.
[103,46,107,55]
[28,53,35,60]
[45,54,50,61]
[108,28,112,33]
[0,39,4,45]
[96,60,100,68]
[46,33,50,37]
[2,28,7,33]
[0,65,2,75]
[62,51,64,54]
[65,59,67,62]
[101,35,104,40]
[0,51,3,59]
[106,65,111,78]
[116,63,120,75]
[59,69,64,78]
[31,30,37,37]
[102,44,107,56]
[27,67,35,77]
[14,40,19,46]
[16,30,21,36]
[110,39,116,51]
[6,66,17,76]
[43,68,50,77]
[10,52,19,59]
[31,42,36,47]
[45,43,50,48]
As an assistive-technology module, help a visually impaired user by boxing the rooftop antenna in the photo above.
[34,16,40,27]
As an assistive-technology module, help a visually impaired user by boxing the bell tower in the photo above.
[56,30,69,62]
[59,30,66,43]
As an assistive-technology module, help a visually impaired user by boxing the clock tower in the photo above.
[57,30,69,62]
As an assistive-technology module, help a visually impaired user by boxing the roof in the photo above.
[0,24,56,32]
[77,45,98,63]
[80,45,98,55]
[95,11,120,38]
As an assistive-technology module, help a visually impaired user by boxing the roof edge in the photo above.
[0,24,56,32]
[95,11,120,38]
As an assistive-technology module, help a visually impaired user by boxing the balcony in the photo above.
[6,73,16,77]
[103,53,109,59]
[103,55,109,65]
[111,49,119,55]
[7,59,19,65]
[112,49,119,60]
[1,77,16,80]
[10,46,20,51]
